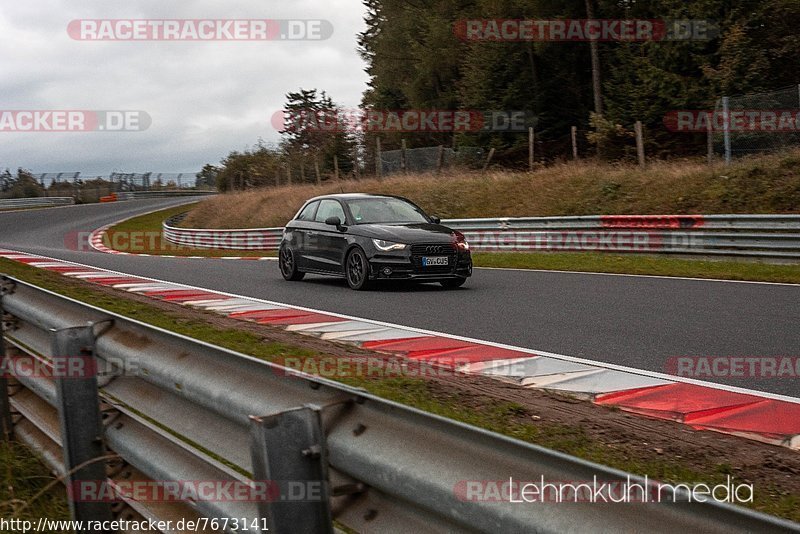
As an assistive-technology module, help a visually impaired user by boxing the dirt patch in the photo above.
[425,371,800,495]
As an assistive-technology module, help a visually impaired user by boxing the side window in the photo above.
[296,201,319,221]
[315,200,346,223]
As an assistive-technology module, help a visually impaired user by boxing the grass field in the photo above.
[182,150,800,229]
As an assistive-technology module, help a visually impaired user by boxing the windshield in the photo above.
[346,198,430,225]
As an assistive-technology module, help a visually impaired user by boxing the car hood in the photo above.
[351,222,456,243]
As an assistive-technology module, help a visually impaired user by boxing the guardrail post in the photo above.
[249,406,333,534]
[0,281,14,442]
[52,325,114,526]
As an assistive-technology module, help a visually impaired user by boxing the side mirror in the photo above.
[325,216,342,227]
[430,216,441,224]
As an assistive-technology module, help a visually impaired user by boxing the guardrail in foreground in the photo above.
[0,197,75,210]
[1,276,797,533]
[162,213,800,260]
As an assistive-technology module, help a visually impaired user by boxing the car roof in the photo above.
[305,193,409,202]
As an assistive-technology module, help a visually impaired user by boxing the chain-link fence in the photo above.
[714,84,800,160]
[109,172,200,190]
[380,146,485,175]
[29,172,201,190]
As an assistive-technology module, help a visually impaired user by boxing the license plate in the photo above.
[422,256,449,267]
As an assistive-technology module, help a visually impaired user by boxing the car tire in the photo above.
[345,248,372,290]
[440,278,466,289]
[279,245,305,281]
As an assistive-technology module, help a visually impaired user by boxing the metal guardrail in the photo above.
[0,197,75,210]
[2,276,796,533]
[116,191,217,201]
[162,213,283,250]
[162,213,800,259]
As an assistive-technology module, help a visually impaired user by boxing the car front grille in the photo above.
[410,243,456,256]
[410,243,457,274]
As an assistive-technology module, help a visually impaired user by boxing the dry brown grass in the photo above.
[181,151,800,229]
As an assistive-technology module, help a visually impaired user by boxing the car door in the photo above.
[312,199,349,273]
[289,200,320,269]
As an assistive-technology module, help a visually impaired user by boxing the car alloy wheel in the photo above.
[279,246,304,281]
[346,248,371,290]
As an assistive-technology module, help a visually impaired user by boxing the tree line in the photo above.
[206,0,800,190]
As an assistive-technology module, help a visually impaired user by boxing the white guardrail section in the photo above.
[116,191,217,201]
[162,213,800,259]
[1,276,797,533]
[0,197,75,210]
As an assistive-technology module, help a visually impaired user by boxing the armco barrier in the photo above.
[1,274,797,533]
[162,213,800,260]
[0,197,75,210]
[115,190,217,201]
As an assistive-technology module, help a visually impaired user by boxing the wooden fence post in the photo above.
[376,138,382,179]
[483,148,495,171]
[707,112,714,165]
[528,127,535,172]
[334,155,340,180]
[401,139,407,174]
[571,126,578,160]
[634,121,646,168]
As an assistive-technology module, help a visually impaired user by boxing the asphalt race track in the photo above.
[1,199,798,397]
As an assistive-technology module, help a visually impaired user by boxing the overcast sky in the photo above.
[0,0,369,175]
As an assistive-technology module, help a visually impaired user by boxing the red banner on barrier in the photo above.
[600,215,705,229]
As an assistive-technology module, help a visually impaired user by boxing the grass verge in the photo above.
[182,150,800,229]
[0,440,70,528]
[103,203,276,258]
[473,252,800,284]
[0,256,797,521]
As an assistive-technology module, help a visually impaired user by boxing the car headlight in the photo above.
[372,239,407,251]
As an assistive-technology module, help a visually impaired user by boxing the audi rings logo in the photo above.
[426,245,444,254]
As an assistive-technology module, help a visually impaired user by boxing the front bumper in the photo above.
[367,252,472,281]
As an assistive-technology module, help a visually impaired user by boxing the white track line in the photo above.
[476,266,800,287]
[4,248,798,405]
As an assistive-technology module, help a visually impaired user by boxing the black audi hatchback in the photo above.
[279,194,472,290]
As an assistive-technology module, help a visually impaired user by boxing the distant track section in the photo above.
[0,197,74,210]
